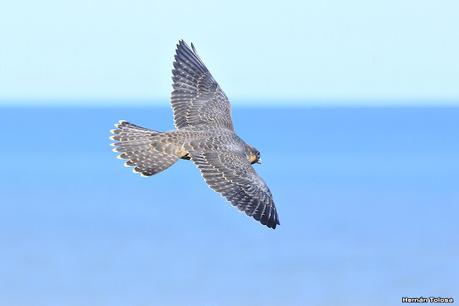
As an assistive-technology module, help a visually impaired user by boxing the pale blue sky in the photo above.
[1,0,458,105]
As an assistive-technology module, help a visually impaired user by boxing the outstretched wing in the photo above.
[190,151,279,229]
[171,40,234,130]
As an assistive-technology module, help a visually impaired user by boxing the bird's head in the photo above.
[246,145,261,165]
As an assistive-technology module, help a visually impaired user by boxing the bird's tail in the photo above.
[110,120,180,177]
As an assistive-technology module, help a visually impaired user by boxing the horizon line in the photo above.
[0,98,459,108]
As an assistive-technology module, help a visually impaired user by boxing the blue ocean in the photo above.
[1,106,458,306]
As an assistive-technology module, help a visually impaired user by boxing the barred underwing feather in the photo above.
[171,40,234,130]
[190,151,279,229]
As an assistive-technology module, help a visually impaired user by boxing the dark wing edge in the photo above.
[190,151,280,229]
[171,40,233,130]
[175,40,209,75]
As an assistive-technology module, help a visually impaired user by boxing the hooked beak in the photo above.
[256,159,262,164]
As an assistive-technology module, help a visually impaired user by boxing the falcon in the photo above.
[110,40,280,229]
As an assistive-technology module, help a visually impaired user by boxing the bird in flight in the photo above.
[110,40,280,229]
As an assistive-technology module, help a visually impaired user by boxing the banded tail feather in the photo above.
[110,120,180,177]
